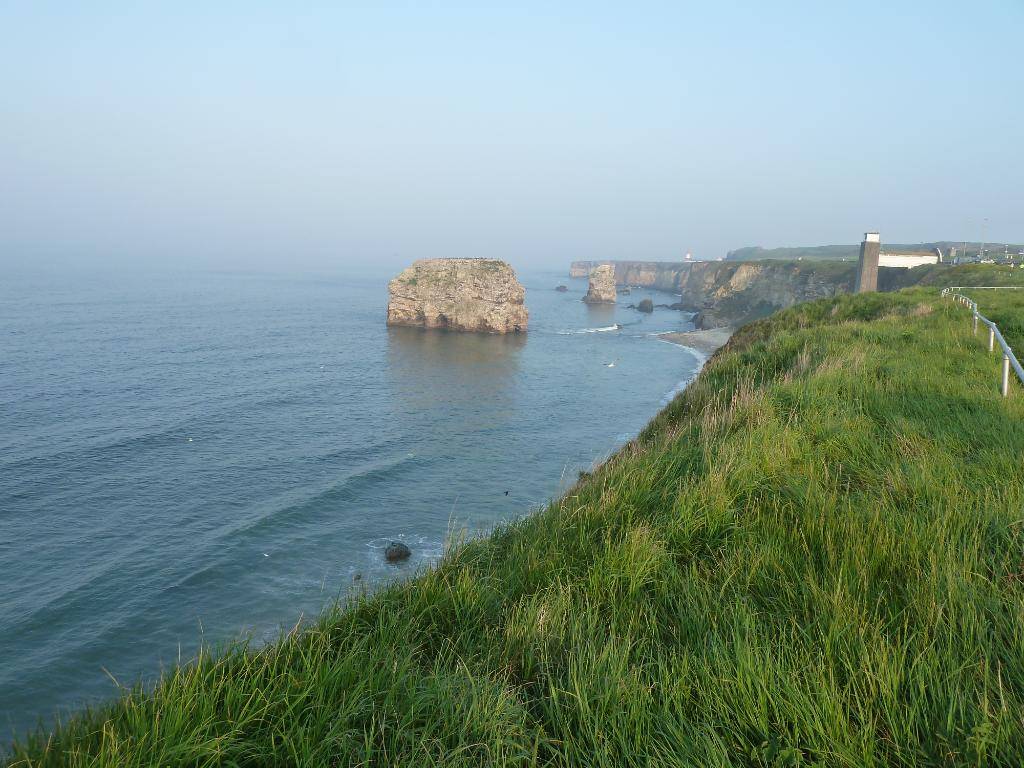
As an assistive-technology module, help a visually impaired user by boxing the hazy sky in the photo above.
[2,1,1021,272]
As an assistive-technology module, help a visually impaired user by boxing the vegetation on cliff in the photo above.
[7,274,1024,766]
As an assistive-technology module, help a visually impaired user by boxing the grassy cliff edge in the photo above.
[8,279,1024,766]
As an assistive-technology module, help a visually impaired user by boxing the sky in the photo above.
[1,1,1022,272]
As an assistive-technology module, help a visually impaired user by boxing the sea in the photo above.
[0,266,702,744]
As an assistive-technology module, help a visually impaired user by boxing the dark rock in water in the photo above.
[555,285,568,292]
[353,572,363,582]
[620,286,631,295]
[668,302,688,310]
[637,298,654,313]
[384,541,411,563]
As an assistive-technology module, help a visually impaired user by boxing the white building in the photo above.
[878,253,939,269]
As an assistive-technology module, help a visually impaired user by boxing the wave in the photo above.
[660,347,708,405]
[556,325,620,335]
[210,452,427,552]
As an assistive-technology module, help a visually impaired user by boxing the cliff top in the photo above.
[405,257,511,268]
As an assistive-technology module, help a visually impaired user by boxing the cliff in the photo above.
[568,259,934,329]
[387,258,528,334]
[582,264,616,304]
[570,260,682,291]
[679,261,858,329]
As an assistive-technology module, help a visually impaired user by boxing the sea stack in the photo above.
[387,258,528,334]
[583,264,616,304]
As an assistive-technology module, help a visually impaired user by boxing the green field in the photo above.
[8,275,1024,767]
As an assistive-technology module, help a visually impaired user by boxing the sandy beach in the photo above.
[659,326,734,355]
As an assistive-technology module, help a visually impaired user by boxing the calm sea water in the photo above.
[0,266,701,743]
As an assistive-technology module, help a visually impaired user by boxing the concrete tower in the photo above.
[855,232,881,293]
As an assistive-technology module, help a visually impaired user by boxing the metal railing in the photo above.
[941,287,1023,396]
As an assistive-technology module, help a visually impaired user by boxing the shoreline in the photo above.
[659,325,734,355]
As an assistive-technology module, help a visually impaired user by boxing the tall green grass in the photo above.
[971,291,1024,353]
[7,285,1024,767]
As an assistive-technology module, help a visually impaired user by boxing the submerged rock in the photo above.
[582,264,616,304]
[384,541,411,563]
[387,258,528,334]
[555,285,569,292]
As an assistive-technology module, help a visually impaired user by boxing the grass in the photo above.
[7,282,1024,766]
[912,264,1024,289]
[961,290,1024,354]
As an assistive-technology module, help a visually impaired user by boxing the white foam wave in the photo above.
[659,344,709,405]
[556,325,620,335]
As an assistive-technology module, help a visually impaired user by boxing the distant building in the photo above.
[878,252,939,269]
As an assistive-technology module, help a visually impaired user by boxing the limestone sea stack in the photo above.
[387,258,528,334]
[582,264,616,304]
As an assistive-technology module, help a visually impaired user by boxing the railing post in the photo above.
[1003,355,1011,397]
[990,327,995,352]
[973,312,978,335]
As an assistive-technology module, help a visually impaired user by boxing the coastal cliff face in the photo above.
[569,259,879,328]
[568,262,590,278]
[387,259,528,333]
[570,260,685,292]
[582,264,616,304]
[680,261,856,328]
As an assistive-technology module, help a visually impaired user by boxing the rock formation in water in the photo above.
[582,264,616,304]
[384,541,411,562]
[387,258,528,334]
[636,298,654,313]
[555,285,568,292]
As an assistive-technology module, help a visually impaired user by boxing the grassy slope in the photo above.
[9,286,1024,767]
